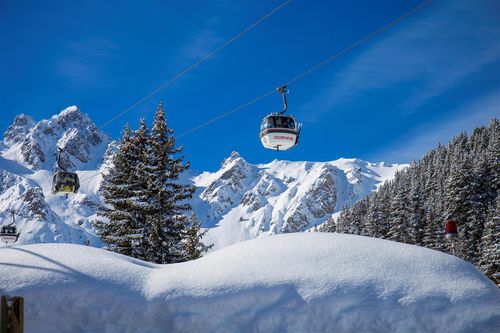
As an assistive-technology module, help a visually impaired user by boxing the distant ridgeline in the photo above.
[322,119,500,286]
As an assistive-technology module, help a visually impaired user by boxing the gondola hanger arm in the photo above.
[277,85,289,115]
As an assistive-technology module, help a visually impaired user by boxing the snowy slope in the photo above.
[0,233,499,332]
[0,108,405,250]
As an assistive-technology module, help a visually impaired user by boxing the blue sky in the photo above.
[1,0,499,171]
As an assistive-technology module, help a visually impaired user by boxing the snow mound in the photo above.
[1,233,499,332]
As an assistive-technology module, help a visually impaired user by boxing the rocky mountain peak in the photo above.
[9,113,35,128]
[52,106,95,131]
[4,106,111,170]
[221,151,244,167]
[3,114,36,146]
[201,152,258,221]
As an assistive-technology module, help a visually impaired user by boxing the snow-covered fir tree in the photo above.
[334,205,351,234]
[184,212,213,260]
[95,102,209,264]
[94,125,145,258]
[387,177,411,243]
[362,194,387,238]
[478,196,500,286]
[141,102,196,263]
[421,208,443,251]
[408,171,425,245]
[320,214,337,233]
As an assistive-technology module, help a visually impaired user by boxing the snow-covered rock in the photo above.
[196,156,407,250]
[199,151,258,220]
[3,114,36,146]
[4,106,110,171]
[0,233,498,332]
[0,107,111,246]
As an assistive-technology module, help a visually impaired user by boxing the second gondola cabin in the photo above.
[260,85,301,151]
[52,171,80,194]
[260,114,299,150]
[0,225,18,244]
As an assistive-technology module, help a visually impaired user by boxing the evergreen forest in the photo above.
[322,119,500,285]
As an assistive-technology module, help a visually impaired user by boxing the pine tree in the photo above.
[349,198,368,235]
[377,185,393,238]
[94,125,145,258]
[126,118,154,261]
[408,171,425,245]
[444,152,483,261]
[335,205,351,234]
[141,102,196,264]
[362,196,381,237]
[478,196,500,285]
[320,214,337,233]
[95,102,206,264]
[184,212,213,260]
[487,119,500,194]
[387,177,411,243]
[422,208,443,251]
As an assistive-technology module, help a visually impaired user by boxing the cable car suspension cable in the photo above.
[96,0,292,131]
[79,0,432,184]
[175,0,433,139]
[76,1,292,185]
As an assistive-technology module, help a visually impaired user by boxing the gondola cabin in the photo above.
[52,171,80,194]
[260,114,299,151]
[0,225,18,244]
[445,220,457,239]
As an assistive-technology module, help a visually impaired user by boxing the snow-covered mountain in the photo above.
[0,107,406,249]
[193,152,407,250]
[0,106,111,245]
[2,106,111,171]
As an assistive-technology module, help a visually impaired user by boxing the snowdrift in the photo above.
[1,233,499,332]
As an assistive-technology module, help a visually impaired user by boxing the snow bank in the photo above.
[1,233,499,332]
